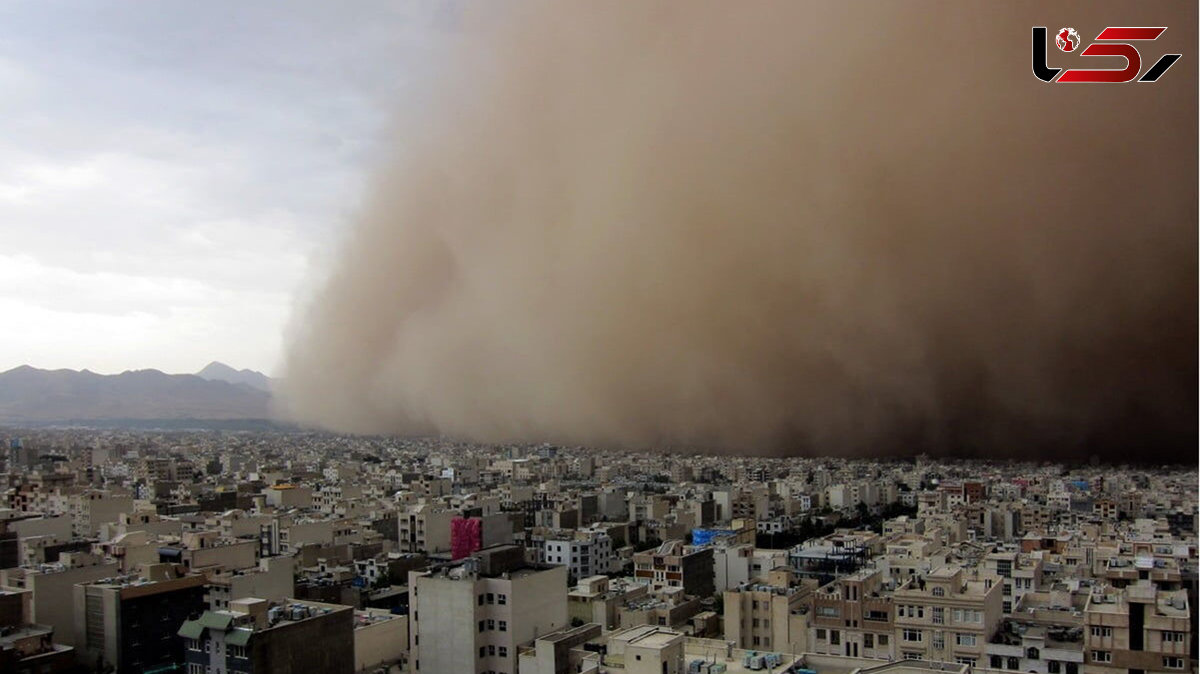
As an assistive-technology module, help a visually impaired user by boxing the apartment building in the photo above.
[1083,581,1191,674]
[709,543,790,593]
[179,598,353,674]
[810,567,896,660]
[157,530,258,572]
[0,587,75,674]
[0,552,119,648]
[73,567,207,674]
[516,622,602,674]
[264,484,313,509]
[204,556,296,610]
[724,567,814,654]
[68,490,133,538]
[397,504,456,554]
[632,540,714,597]
[986,589,1086,674]
[605,625,687,674]
[568,575,649,631]
[892,565,1003,667]
[542,529,614,580]
[985,550,1045,614]
[408,545,568,674]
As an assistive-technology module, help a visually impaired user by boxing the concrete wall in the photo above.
[11,514,72,541]
[409,572,477,673]
[26,561,120,648]
[353,611,407,672]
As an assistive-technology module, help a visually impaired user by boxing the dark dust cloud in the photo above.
[279,2,1197,463]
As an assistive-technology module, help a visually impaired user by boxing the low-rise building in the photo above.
[178,597,354,674]
[632,540,714,597]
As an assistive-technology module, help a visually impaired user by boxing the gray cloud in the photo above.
[0,1,451,373]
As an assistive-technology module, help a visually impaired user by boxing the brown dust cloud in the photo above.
[278,2,1197,463]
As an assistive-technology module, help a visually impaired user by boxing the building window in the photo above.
[479,621,486,632]
[1163,631,1185,643]
[488,619,495,630]
[864,634,873,648]
[1026,647,1039,660]
[955,633,976,647]
[816,629,827,640]
[1007,657,1019,670]
[1047,661,1060,673]
[878,635,889,646]
[990,656,1003,668]
[1164,657,1185,669]
[903,629,922,642]
[1091,651,1111,663]
[499,646,508,657]
[498,594,507,605]
[932,587,945,597]
[904,652,921,660]
[932,608,944,625]
[1089,626,1112,638]
[488,645,496,656]
[830,631,840,645]
[499,620,507,632]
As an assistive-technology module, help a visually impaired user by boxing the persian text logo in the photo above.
[1032,26,1181,83]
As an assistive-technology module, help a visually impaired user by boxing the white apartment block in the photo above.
[409,546,568,674]
[542,530,613,580]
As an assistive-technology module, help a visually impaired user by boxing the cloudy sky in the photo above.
[0,1,453,376]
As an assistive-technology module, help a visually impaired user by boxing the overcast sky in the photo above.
[0,1,452,376]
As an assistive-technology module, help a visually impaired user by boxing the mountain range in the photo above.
[0,363,274,424]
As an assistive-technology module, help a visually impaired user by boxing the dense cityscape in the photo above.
[0,429,1194,674]
[2,2,1195,674]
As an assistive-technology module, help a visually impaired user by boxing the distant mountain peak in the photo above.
[199,360,236,373]
[196,361,272,392]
